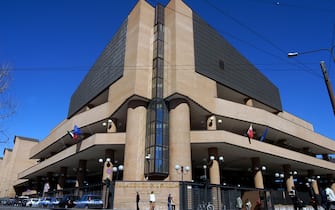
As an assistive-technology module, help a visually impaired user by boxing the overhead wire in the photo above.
[146,0,323,79]
[199,0,322,79]
[4,0,330,80]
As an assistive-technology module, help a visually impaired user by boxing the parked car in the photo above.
[57,195,77,208]
[38,197,52,208]
[26,198,41,207]
[74,194,103,209]
[46,197,61,208]
[14,196,29,206]
[0,198,15,206]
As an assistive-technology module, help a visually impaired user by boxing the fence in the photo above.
[179,182,320,210]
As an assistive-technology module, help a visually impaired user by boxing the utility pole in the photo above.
[320,61,335,115]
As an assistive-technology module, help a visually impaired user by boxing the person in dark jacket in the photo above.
[306,183,317,210]
[136,192,140,210]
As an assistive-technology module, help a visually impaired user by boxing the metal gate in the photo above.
[179,182,275,210]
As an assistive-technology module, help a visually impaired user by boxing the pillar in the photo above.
[57,167,67,196]
[207,115,217,130]
[42,172,53,197]
[37,176,43,197]
[123,100,147,181]
[47,172,54,191]
[308,170,320,195]
[169,99,192,181]
[208,148,220,184]
[252,157,264,189]
[105,149,114,161]
[322,154,330,161]
[283,164,294,192]
[208,148,221,210]
[76,159,87,197]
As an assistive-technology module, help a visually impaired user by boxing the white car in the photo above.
[26,198,41,207]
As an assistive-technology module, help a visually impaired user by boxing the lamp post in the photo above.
[218,156,224,185]
[112,164,124,180]
[145,154,151,180]
[175,164,190,210]
[275,172,285,190]
[175,164,190,181]
[288,46,335,115]
[288,45,335,62]
[208,155,224,184]
[203,165,207,181]
[99,158,112,209]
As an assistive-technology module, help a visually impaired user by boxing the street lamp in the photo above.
[275,172,285,190]
[288,46,335,115]
[145,154,151,180]
[175,164,190,181]
[99,157,112,209]
[203,165,207,181]
[112,164,124,180]
[209,155,225,184]
[288,45,335,62]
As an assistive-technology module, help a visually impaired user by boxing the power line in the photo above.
[199,0,322,77]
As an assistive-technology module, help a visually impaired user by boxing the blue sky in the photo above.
[0,0,335,153]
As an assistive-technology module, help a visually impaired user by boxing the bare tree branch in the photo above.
[0,64,16,142]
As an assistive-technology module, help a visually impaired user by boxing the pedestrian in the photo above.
[321,187,328,209]
[171,195,175,210]
[149,191,156,210]
[136,192,140,210]
[325,186,335,210]
[236,196,242,210]
[289,186,300,210]
[306,183,317,210]
[168,193,172,210]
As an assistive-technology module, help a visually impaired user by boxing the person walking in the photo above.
[289,186,301,210]
[168,193,172,210]
[136,192,140,210]
[236,196,242,210]
[325,186,335,210]
[306,183,317,210]
[149,191,156,210]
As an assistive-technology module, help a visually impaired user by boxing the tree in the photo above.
[0,64,16,142]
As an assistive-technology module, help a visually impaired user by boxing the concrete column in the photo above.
[47,172,54,191]
[208,148,220,184]
[77,160,87,187]
[208,148,222,210]
[252,157,264,189]
[57,167,67,197]
[36,176,43,196]
[283,164,294,192]
[207,115,216,130]
[308,170,320,195]
[169,99,192,181]
[76,159,87,197]
[322,154,330,161]
[57,167,67,190]
[43,172,53,197]
[123,100,147,181]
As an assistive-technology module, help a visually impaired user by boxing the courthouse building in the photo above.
[1,0,335,209]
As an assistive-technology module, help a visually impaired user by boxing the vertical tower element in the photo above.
[145,4,169,180]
